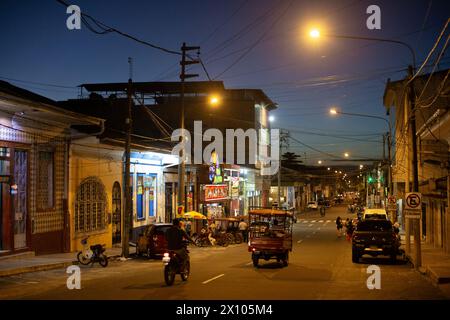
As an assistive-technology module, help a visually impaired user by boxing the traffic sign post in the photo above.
[404,192,422,269]
[387,196,397,223]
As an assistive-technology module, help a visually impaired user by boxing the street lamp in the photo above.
[309,29,320,38]
[269,115,275,123]
[318,160,322,164]
[329,107,392,196]
[344,152,349,158]
[209,94,220,106]
[308,29,416,69]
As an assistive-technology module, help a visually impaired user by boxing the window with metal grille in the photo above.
[37,150,54,210]
[75,177,106,233]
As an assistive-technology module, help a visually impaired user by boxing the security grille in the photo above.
[75,176,107,233]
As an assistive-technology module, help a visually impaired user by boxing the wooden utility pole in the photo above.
[408,65,422,269]
[177,43,199,216]
[122,58,133,257]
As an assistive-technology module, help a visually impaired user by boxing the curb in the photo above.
[405,252,450,284]
[425,266,450,284]
[0,261,75,277]
[0,254,122,278]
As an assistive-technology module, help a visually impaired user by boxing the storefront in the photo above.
[199,184,230,218]
[130,152,177,241]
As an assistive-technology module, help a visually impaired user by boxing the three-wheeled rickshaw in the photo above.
[247,207,293,267]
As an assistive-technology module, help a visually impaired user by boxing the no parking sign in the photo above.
[405,193,422,210]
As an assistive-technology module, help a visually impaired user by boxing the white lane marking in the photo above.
[326,220,331,223]
[26,281,39,284]
[319,220,324,223]
[302,221,308,224]
[308,224,313,227]
[202,274,225,284]
[311,220,316,223]
[297,240,303,244]
[317,227,321,230]
[245,262,253,266]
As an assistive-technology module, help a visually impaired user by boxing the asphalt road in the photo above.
[1,205,449,300]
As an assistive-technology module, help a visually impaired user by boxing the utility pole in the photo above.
[408,64,421,269]
[277,130,289,207]
[178,43,199,216]
[122,57,133,257]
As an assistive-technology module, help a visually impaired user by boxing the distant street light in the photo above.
[327,167,331,171]
[269,115,275,122]
[209,94,220,106]
[344,152,349,158]
[318,160,322,164]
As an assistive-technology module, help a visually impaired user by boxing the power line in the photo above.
[213,0,295,79]
[55,0,181,56]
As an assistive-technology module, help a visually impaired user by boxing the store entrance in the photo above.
[0,181,11,252]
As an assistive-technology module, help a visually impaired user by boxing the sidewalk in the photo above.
[401,235,450,284]
[0,247,124,277]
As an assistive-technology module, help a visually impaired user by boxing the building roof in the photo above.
[80,81,225,95]
[80,81,277,110]
[0,80,102,127]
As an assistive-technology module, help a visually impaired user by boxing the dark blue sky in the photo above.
[1,0,449,165]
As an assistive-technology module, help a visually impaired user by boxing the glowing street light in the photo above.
[344,152,349,158]
[309,29,320,38]
[359,164,364,169]
[329,108,338,115]
[269,115,275,122]
[318,160,322,164]
[209,94,220,106]
[327,167,331,171]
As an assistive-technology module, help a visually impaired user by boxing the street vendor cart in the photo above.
[248,207,294,267]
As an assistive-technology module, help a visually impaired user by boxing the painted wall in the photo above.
[69,138,123,252]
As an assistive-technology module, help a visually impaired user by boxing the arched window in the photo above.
[75,177,107,233]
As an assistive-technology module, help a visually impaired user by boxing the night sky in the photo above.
[1,0,449,165]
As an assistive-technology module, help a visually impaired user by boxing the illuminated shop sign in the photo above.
[204,184,229,201]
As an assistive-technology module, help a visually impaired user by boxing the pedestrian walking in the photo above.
[346,219,354,241]
[336,216,343,237]
[185,220,192,237]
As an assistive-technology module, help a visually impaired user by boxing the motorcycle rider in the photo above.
[165,218,194,267]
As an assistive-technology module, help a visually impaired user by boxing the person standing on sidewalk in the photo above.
[239,219,248,242]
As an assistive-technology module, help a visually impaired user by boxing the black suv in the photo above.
[351,219,400,263]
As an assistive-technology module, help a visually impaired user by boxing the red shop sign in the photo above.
[204,184,229,202]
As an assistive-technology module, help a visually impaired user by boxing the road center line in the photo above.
[297,240,303,244]
[308,224,313,227]
[202,274,225,284]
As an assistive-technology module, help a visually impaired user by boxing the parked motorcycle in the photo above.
[77,237,108,267]
[162,242,190,286]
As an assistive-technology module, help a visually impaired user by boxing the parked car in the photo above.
[136,223,172,258]
[307,201,318,210]
[363,208,388,220]
[352,219,400,263]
